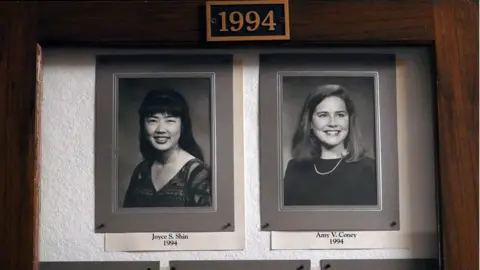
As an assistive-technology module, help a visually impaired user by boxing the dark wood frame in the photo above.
[0,1,477,270]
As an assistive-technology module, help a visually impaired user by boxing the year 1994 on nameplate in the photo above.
[206,0,290,42]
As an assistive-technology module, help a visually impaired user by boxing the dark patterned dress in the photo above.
[123,158,212,208]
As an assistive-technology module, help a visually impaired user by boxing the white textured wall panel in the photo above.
[40,49,433,270]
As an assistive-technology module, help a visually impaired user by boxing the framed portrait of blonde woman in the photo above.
[259,52,400,231]
[94,54,236,233]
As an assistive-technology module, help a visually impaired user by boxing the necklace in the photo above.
[313,157,343,175]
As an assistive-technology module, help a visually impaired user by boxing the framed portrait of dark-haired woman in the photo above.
[94,54,236,233]
[259,52,400,231]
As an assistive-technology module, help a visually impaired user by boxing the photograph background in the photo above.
[281,76,377,173]
[117,77,212,207]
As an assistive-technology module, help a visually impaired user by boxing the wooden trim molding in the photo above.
[0,2,38,270]
[37,0,434,47]
[433,1,479,269]
[0,1,477,270]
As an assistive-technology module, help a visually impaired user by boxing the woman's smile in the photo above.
[154,136,170,144]
[324,130,341,136]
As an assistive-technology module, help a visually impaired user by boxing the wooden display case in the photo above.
[0,1,477,270]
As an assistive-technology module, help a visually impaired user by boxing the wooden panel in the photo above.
[434,0,479,269]
[0,2,39,270]
[38,0,434,47]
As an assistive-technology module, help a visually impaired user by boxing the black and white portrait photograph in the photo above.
[117,77,212,209]
[94,54,236,233]
[259,53,399,231]
[281,76,378,207]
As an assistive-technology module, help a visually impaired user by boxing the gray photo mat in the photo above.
[39,261,160,270]
[259,53,399,231]
[95,54,235,233]
[320,259,439,270]
[169,260,310,270]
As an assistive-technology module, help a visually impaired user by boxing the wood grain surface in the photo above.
[0,2,38,270]
[434,1,479,269]
[37,0,433,47]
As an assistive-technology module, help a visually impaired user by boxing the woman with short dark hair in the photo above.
[283,84,377,206]
[123,89,212,208]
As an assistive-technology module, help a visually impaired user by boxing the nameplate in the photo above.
[105,231,244,251]
[271,230,438,253]
[206,0,290,42]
